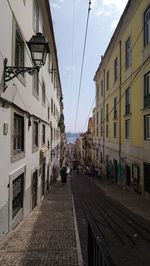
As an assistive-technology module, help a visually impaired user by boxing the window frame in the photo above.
[32,70,39,98]
[12,173,24,219]
[114,57,118,82]
[13,113,24,155]
[125,87,131,115]
[144,114,150,140]
[125,36,131,69]
[125,119,130,139]
[42,80,46,106]
[33,0,39,33]
[144,5,150,47]
[114,122,117,138]
[106,70,109,91]
[144,71,150,108]
[32,120,39,148]
[114,97,117,119]
[42,124,46,145]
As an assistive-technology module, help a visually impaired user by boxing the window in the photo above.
[101,125,103,137]
[96,85,99,102]
[33,71,39,97]
[144,115,150,140]
[101,80,103,97]
[101,108,103,123]
[114,97,117,119]
[13,113,24,154]
[106,124,108,138]
[114,122,117,138]
[125,37,131,69]
[125,119,130,139]
[114,57,118,82]
[144,5,150,46]
[33,0,39,33]
[51,64,54,83]
[97,127,99,137]
[54,103,56,116]
[12,174,24,219]
[97,112,99,126]
[15,27,24,72]
[48,107,50,120]
[42,124,45,144]
[51,98,53,114]
[33,121,38,147]
[144,72,150,107]
[106,71,109,91]
[51,127,53,142]
[42,81,46,105]
[125,87,130,114]
[106,104,109,122]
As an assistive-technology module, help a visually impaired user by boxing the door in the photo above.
[126,165,131,186]
[144,162,150,194]
[32,170,38,210]
[41,161,45,196]
[47,166,49,191]
[113,159,118,183]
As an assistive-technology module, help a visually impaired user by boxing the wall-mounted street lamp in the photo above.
[3,32,49,91]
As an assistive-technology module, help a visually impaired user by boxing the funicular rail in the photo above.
[71,174,150,266]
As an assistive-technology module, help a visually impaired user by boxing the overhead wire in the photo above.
[68,0,76,129]
[74,0,91,132]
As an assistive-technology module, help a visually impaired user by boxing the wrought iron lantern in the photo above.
[27,32,49,67]
[3,32,49,91]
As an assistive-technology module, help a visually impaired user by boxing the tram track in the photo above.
[71,174,150,265]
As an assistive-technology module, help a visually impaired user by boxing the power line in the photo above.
[68,0,76,128]
[74,0,91,132]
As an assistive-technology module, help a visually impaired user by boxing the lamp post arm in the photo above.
[3,58,39,91]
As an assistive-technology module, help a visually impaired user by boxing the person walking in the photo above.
[60,166,67,184]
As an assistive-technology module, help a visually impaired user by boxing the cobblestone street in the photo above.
[0,180,81,266]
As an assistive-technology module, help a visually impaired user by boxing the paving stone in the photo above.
[0,180,80,266]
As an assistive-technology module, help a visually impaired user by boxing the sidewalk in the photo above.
[92,176,150,222]
[0,179,83,266]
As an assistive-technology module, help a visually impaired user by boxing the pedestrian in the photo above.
[60,165,67,184]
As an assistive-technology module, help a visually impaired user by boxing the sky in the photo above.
[50,0,128,133]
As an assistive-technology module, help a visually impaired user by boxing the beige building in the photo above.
[93,0,150,195]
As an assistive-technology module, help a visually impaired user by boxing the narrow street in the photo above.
[0,180,81,266]
[72,173,150,266]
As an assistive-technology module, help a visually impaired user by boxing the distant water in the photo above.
[66,133,80,144]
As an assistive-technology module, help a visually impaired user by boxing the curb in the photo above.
[72,194,84,266]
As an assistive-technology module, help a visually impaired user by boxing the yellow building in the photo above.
[94,0,150,195]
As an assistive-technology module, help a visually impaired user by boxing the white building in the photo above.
[0,0,63,239]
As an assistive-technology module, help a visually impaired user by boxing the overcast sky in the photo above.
[50,0,128,133]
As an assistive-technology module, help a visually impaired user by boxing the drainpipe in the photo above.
[119,41,122,161]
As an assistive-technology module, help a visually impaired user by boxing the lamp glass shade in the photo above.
[27,33,49,67]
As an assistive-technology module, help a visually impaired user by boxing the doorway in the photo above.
[126,165,131,186]
[41,161,45,196]
[32,170,38,210]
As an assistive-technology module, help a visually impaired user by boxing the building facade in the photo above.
[0,0,63,239]
[94,0,150,195]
